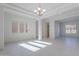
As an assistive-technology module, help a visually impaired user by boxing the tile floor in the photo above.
[0,37,79,56]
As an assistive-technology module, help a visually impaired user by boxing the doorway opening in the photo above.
[46,22,50,38]
[36,21,38,38]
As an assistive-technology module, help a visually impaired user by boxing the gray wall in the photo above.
[60,19,79,38]
[0,4,4,49]
[4,10,36,43]
[55,21,60,38]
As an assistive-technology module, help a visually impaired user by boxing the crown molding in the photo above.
[41,4,79,19]
[2,3,79,20]
[2,3,39,19]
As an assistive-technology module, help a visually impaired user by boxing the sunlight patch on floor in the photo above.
[34,40,52,45]
[19,40,52,52]
[28,42,47,48]
[19,43,40,52]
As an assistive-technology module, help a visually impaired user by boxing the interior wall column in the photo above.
[38,19,42,40]
[50,20,55,39]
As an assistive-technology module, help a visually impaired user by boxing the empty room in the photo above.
[0,3,79,56]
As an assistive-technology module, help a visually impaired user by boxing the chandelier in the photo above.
[34,4,46,16]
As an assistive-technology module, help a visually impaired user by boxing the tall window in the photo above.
[65,24,76,34]
[66,25,71,33]
[71,24,76,33]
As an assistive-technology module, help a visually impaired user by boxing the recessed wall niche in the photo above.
[19,22,24,33]
[12,21,18,33]
[12,21,28,33]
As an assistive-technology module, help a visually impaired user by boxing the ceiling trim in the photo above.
[1,3,79,20]
[2,3,38,18]
[42,5,79,19]
[41,4,79,19]
[8,4,34,14]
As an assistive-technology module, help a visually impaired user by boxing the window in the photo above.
[65,24,76,34]
[71,24,76,33]
[66,25,71,33]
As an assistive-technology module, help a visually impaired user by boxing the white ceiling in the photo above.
[2,3,79,19]
[12,3,61,12]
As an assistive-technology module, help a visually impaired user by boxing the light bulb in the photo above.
[37,7,41,10]
[36,12,39,15]
[41,11,44,14]
[34,10,37,12]
[43,9,46,12]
